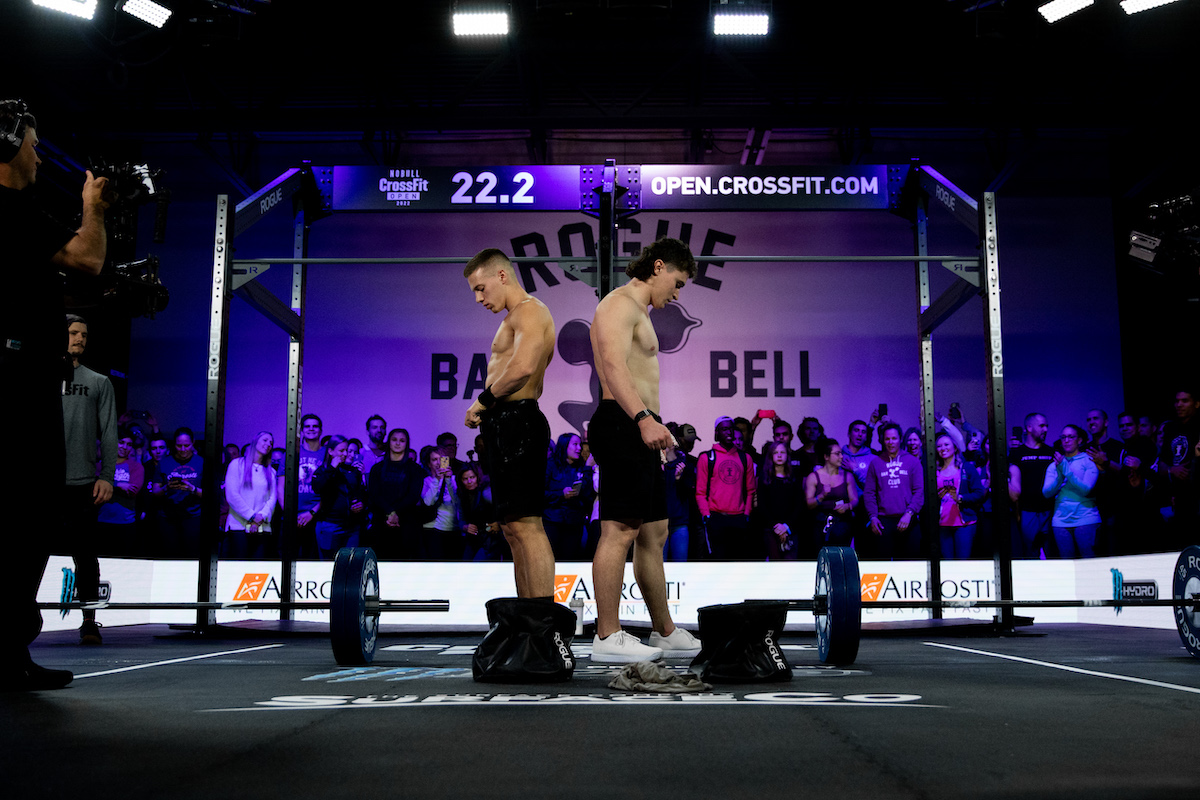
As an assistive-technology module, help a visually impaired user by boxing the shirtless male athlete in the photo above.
[463,249,557,598]
[588,237,702,663]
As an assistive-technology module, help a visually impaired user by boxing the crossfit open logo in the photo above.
[234,574,271,602]
[378,168,429,206]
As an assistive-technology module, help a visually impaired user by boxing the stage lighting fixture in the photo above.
[119,0,172,27]
[1120,0,1182,13]
[452,2,509,36]
[31,0,98,20]
[712,0,771,36]
[1037,0,1094,23]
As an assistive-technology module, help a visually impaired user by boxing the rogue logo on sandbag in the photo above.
[764,630,787,671]
[552,632,574,668]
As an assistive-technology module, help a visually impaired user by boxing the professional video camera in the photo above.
[63,161,173,317]
[90,160,171,244]
[92,161,166,205]
[105,256,170,319]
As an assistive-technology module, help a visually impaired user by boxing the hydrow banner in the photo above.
[35,555,1180,632]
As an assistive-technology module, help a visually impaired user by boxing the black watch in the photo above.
[634,409,655,424]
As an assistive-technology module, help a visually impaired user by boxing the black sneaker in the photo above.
[79,620,103,646]
[0,662,73,692]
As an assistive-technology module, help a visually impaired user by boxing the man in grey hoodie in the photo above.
[62,314,117,645]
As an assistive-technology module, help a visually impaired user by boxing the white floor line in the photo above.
[924,641,1200,696]
[72,644,286,679]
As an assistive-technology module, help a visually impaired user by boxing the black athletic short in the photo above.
[588,400,667,523]
[480,399,550,521]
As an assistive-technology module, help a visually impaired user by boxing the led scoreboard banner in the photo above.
[637,165,892,211]
[326,164,897,212]
[331,165,583,211]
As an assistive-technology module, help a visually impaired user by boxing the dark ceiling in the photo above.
[5,0,1196,142]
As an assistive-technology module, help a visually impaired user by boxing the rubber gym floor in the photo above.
[4,621,1198,799]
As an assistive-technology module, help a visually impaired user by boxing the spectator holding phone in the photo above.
[160,427,205,556]
[543,432,595,561]
[746,408,779,457]
[421,444,461,560]
[312,435,368,559]
[804,438,858,553]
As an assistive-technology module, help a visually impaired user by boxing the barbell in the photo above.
[783,544,1200,666]
[40,545,1200,670]
[39,547,446,665]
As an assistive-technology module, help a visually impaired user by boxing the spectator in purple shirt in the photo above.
[864,422,925,559]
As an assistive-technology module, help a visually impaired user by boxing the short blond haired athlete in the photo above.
[464,249,557,598]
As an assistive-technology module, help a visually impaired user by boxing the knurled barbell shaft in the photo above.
[763,597,1200,612]
[37,600,449,613]
[861,598,1200,610]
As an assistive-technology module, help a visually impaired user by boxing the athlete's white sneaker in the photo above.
[591,630,663,664]
[649,627,701,658]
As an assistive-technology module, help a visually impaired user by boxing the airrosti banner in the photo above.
[35,556,1179,631]
[219,199,1122,454]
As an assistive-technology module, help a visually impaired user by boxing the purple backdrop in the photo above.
[128,196,1122,455]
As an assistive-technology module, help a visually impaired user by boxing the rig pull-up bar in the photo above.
[206,160,1010,635]
[230,255,981,265]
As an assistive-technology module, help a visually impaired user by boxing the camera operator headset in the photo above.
[0,98,110,691]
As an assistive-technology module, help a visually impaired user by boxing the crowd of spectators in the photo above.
[94,388,1199,562]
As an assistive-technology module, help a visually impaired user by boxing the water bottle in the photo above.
[569,597,584,636]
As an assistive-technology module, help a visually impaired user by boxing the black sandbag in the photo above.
[472,597,577,683]
[689,601,793,683]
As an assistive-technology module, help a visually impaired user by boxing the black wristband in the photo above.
[478,386,497,409]
[634,409,656,424]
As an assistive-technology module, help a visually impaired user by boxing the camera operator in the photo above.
[1,99,109,691]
